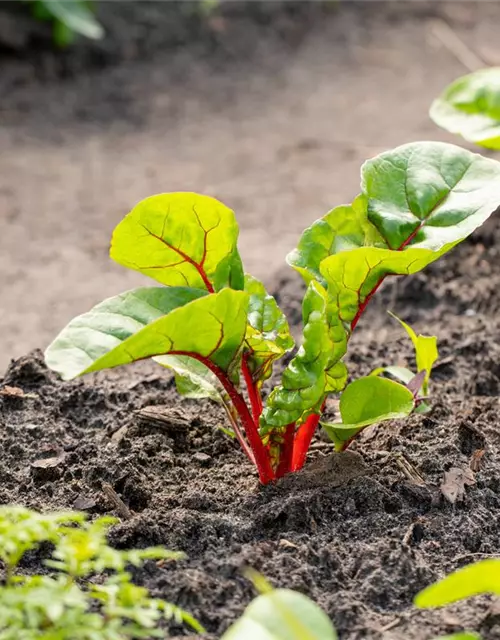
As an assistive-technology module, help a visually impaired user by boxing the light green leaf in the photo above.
[361,141,500,251]
[287,194,385,285]
[110,192,244,292]
[322,376,415,449]
[430,68,500,149]
[244,275,294,385]
[260,281,347,436]
[389,312,438,393]
[370,365,415,385]
[221,589,337,640]
[155,354,223,401]
[40,0,104,40]
[45,288,248,381]
[415,559,500,608]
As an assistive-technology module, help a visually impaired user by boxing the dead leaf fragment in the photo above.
[441,467,476,504]
[470,449,485,472]
[31,455,65,469]
[0,385,24,397]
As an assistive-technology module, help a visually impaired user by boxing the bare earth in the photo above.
[1,2,500,371]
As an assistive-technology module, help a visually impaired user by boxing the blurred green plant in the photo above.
[431,68,500,149]
[0,505,203,638]
[415,558,500,640]
[27,0,104,47]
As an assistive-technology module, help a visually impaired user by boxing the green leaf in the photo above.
[388,312,438,393]
[221,589,337,640]
[370,365,415,385]
[361,141,500,251]
[45,288,248,381]
[244,275,294,385]
[322,376,415,449]
[415,559,500,608]
[110,193,244,292]
[260,281,347,436]
[40,0,104,40]
[287,194,386,285]
[155,354,222,401]
[430,68,500,149]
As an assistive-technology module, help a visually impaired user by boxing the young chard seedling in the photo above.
[45,141,500,484]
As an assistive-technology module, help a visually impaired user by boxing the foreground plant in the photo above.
[0,506,202,638]
[431,67,500,149]
[414,558,500,640]
[45,141,500,484]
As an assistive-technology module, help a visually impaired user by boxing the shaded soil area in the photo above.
[2,209,500,639]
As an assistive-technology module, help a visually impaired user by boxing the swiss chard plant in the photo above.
[45,141,500,484]
[431,67,500,149]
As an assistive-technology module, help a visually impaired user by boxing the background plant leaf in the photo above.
[39,0,104,40]
[221,589,337,640]
[154,354,223,401]
[415,559,500,608]
[244,275,294,385]
[110,192,244,292]
[430,68,500,149]
[322,376,415,449]
[45,288,248,381]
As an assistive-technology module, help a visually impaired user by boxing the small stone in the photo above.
[31,455,65,482]
[192,452,211,466]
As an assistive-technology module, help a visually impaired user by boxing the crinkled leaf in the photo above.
[110,192,244,292]
[244,275,294,384]
[430,68,500,149]
[260,281,347,437]
[45,288,248,380]
[389,312,438,393]
[221,589,337,640]
[362,141,500,251]
[287,194,385,285]
[40,0,104,40]
[322,376,415,449]
[154,354,223,401]
[415,559,500,608]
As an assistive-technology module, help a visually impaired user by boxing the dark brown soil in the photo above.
[2,210,500,639]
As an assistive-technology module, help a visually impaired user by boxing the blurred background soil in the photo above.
[1,1,500,371]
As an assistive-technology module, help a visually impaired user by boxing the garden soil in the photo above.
[2,2,500,640]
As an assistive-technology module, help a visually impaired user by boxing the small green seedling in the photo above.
[0,506,202,638]
[415,558,500,640]
[431,67,500,149]
[45,141,500,484]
